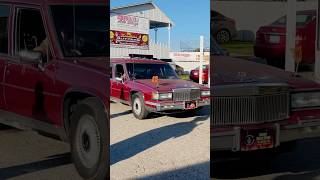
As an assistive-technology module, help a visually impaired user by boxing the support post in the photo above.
[315,0,320,80]
[199,36,204,85]
[154,28,158,44]
[285,0,296,72]
[168,22,171,49]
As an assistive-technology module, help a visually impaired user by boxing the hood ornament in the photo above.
[151,76,159,87]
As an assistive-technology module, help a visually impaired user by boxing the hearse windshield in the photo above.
[126,63,179,80]
[51,5,108,57]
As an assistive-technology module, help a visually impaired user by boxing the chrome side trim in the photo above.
[0,110,67,142]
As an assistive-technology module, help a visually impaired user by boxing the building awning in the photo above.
[111,1,174,29]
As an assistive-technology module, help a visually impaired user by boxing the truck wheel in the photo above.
[216,29,231,43]
[70,97,109,180]
[132,93,149,119]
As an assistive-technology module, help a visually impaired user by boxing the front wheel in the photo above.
[216,29,231,43]
[132,93,149,120]
[70,97,109,180]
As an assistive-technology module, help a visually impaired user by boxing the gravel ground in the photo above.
[0,129,81,180]
[110,102,210,180]
[0,102,319,179]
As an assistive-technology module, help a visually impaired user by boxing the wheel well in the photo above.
[63,92,94,138]
[130,91,139,102]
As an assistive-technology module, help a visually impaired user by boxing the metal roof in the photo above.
[111,1,174,29]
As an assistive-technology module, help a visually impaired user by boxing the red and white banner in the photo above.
[110,30,149,49]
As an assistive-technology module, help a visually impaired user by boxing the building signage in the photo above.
[110,30,149,49]
[170,52,210,62]
[110,14,149,34]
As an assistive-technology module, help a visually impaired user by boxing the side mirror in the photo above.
[115,77,123,82]
[19,50,42,64]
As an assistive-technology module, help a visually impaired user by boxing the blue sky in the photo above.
[111,0,210,51]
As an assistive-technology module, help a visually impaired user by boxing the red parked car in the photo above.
[0,1,109,179]
[190,65,209,83]
[211,40,320,159]
[110,58,210,119]
[254,10,316,68]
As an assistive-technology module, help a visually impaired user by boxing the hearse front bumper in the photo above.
[211,119,320,152]
[145,98,210,112]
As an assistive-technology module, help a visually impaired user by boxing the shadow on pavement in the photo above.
[0,153,71,179]
[211,138,320,179]
[110,114,209,165]
[111,110,132,119]
[137,161,209,180]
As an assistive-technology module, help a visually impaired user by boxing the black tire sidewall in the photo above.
[70,98,109,180]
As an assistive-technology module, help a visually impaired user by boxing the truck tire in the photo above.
[70,97,109,180]
[132,93,149,119]
[216,29,231,43]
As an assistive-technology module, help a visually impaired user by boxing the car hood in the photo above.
[134,79,208,92]
[213,56,320,90]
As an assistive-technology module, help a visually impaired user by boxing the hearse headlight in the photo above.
[152,92,173,100]
[292,92,320,108]
[201,90,210,97]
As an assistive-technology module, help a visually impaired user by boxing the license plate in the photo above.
[269,35,280,43]
[240,127,276,151]
[185,101,197,109]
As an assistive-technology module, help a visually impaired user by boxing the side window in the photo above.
[0,5,10,54]
[16,8,51,62]
[115,64,124,78]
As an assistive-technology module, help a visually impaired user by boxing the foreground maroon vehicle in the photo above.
[211,41,320,158]
[110,58,210,119]
[190,65,209,83]
[0,1,109,179]
[254,10,316,67]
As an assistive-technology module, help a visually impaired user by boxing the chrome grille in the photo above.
[212,93,289,125]
[173,88,201,101]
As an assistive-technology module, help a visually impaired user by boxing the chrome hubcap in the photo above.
[133,98,142,116]
[217,30,230,43]
[76,114,100,168]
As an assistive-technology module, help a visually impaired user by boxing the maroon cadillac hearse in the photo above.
[0,1,109,179]
[211,40,320,156]
[110,58,210,119]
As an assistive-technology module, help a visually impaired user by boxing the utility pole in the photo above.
[285,0,296,72]
[199,36,204,85]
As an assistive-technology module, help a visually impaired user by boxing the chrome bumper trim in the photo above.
[145,99,210,112]
[211,120,320,152]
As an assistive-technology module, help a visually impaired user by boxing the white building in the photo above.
[110,2,174,59]
[170,52,210,72]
